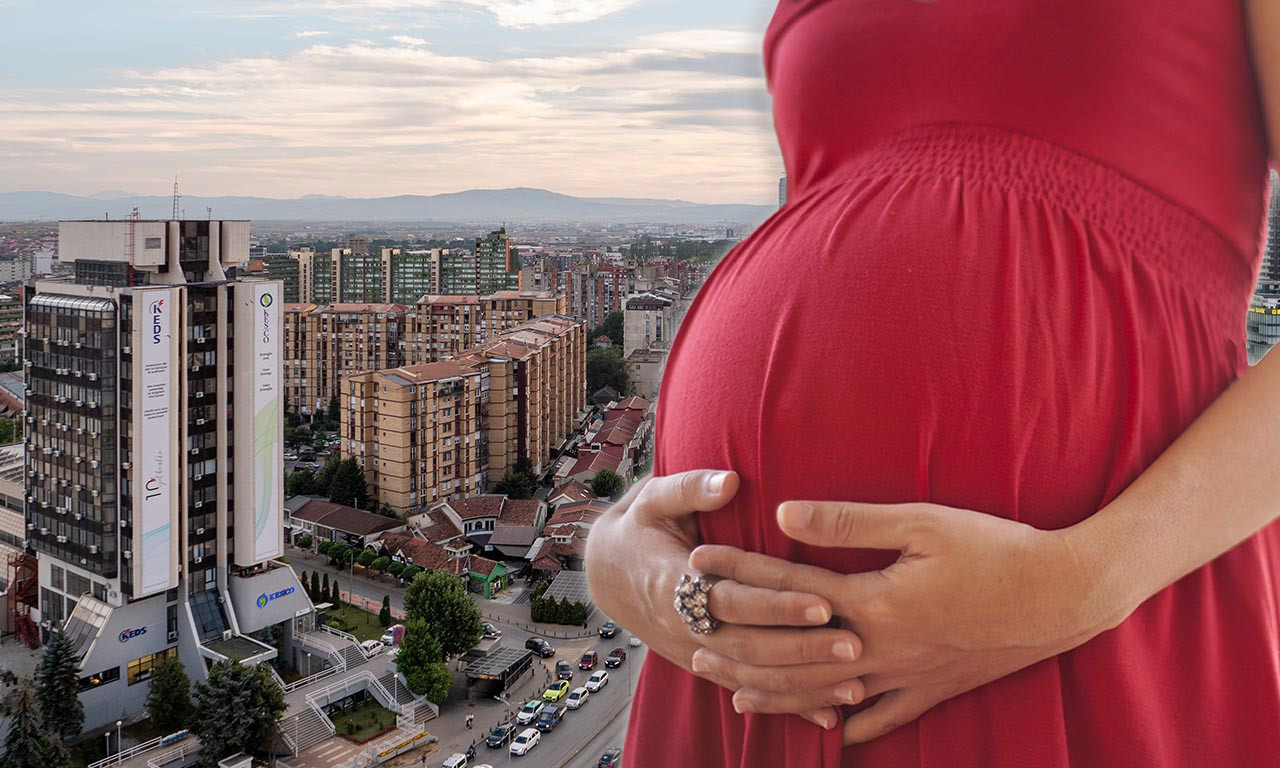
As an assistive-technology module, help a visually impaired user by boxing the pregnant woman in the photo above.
[586,1,1280,766]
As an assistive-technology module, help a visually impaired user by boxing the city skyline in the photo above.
[0,0,785,205]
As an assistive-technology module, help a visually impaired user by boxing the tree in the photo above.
[357,549,376,568]
[285,469,319,497]
[586,346,628,395]
[388,561,406,578]
[191,662,286,768]
[147,655,194,732]
[1,678,58,768]
[315,454,341,495]
[400,565,422,582]
[330,579,340,605]
[317,540,332,557]
[493,469,535,500]
[371,556,391,574]
[322,572,330,600]
[403,569,482,659]
[328,458,368,508]
[294,534,312,549]
[379,595,392,627]
[590,469,626,500]
[328,542,351,568]
[0,417,23,444]
[35,628,83,743]
[587,311,624,346]
[311,571,321,601]
[327,394,341,424]
[395,621,452,704]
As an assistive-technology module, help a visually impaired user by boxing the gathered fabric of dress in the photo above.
[624,1,1278,766]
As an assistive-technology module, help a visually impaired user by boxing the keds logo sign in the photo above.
[150,299,164,344]
[256,586,295,609]
[119,627,147,643]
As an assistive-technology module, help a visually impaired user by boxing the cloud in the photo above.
[211,0,642,28]
[0,31,780,203]
[294,29,330,38]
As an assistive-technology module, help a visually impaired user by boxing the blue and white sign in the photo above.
[256,586,296,609]
[118,626,148,643]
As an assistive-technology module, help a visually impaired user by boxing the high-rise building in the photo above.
[283,303,409,416]
[293,246,332,304]
[339,233,370,256]
[244,254,300,303]
[23,219,307,732]
[1247,170,1280,364]
[436,249,478,296]
[383,248,437,305]
[476,227,518,294]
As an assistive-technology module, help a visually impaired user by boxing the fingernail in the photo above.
[778,502,813,530]
[832,640,857,660]
[706,472,728,494]
[835,682,860,705]
[732,697,748,715]
[803,712,832,729]
[804,604,830,624]
[690,652,709,674]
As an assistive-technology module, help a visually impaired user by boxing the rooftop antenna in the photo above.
[206,206,213,221]
[172,176,181,221]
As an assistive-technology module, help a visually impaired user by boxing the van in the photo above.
[441,754,468,768]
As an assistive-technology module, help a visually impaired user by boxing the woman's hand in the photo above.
[689,500,1131,744]
[584,471,866,729]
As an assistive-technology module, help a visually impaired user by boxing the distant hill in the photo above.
[0,187,775,225]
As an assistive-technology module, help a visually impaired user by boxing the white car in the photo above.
[628,635,642,648]
[565,687,590,710]
[585,670,609,692]
[509,727,540,756]
[360,639,383,656]
[283,452,299,461]
[515,699,544,725]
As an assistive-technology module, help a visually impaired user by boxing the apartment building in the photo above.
[622,290,679,358]
[283,303,409,417]
[342,314,586,516]
[341,360,486,515]
[243,254,301,303]
[384,248,436,305]
[476,227,518,295]
[22,219,309,732]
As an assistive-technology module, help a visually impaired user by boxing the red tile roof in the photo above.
[290,500,405,536]
[549,480,594,503]
[500,499,542,527]
[450,495,507,519]
[568,445,627,476]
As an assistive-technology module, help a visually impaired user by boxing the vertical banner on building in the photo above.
[235,281,283,564]
[133,287,179,596]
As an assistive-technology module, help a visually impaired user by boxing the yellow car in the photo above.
[542,680,570,702]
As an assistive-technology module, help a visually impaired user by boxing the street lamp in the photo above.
[494,694,514,766]
[115,720,123,756]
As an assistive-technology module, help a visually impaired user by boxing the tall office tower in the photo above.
[436,249,479,295]
[339,234,370,256]
[779,175,788,207]
[476,227,518,294]
[383,248,437,305]
[1247,170,1280,364]
[22,219,306,732]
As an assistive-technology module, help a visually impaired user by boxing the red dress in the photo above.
[625,1,1279,766]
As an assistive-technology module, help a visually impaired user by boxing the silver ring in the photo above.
[674,573,721,635]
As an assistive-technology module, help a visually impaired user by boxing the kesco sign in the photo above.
[119,627,147,643]
[257,586,295,609]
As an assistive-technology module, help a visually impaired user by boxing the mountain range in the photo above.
[0,187,776,225]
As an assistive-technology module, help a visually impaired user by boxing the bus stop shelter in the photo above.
[463,647,535,697]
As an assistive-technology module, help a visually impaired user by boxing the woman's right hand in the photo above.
[584,469,865,730]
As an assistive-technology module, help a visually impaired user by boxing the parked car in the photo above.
[628,635,642,648]
[509,728,541,756]
[555,660,574,681]
[441,754,469,768]
[534,705,564,732]
[605,648,627,668]
[381,624,405,645]
[360,639,384,656]
[481,622,502,639]
[578,650,599,671]
[598,621,620,639]
[524,637,555,657]
[565,687,590,710]
[485,722,515,748]
[283,452,299,461]
[585,670,610,692]
[515,699,544,725]
[597,748,623,768]
[542,680,570,702]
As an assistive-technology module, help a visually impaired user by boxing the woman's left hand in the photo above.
[689,500,1131,745]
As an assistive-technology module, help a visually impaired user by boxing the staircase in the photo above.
[376,672,416,708]
[338,643,366,670]
[281,708,332,754]
[412,700,438,725]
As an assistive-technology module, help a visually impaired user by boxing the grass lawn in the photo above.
[330,698,397,743]
[325,606,389,643]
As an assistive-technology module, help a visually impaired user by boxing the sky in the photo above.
[0,0,785,205]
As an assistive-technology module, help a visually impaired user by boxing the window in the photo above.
[79,666,121,691]
[50,565,64,591]
[127,648,177,685]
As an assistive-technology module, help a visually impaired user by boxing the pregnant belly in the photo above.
[654,126,1248,576]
